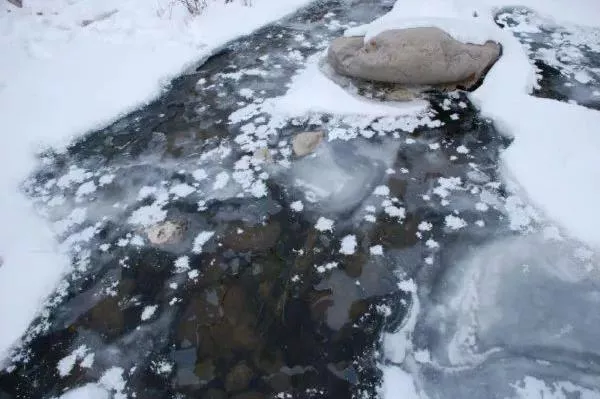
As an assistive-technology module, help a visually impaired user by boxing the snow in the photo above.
[98,367,126,396]
[425,239,440,249]
[192,231,215,254]
[57,345,88,377]
[456,145,470,154]
[290,200,304,212]
[151,359,173,375]
[513,376,600,399]
[418,221,433,231]
[0,0,313,360]
[445,215,468,230]
[140,305,157,321]
[169,183,196,198]
[340,235,357,255]
[80,353,95,369]
[433,177,463,199]
[263,53,429,118]
[128,202,168,228]
[174,256,191,273]
[475,202,489,212]
[374,185,391,196]
[98,174,115,186]
[315,217,335,232]
[75,181,97,200]
[500,98,600,247]
[316,262,338,273]
[370,245,384,255]
[192,169,208,181]
[59,384,109,399]
[212,171,231,190]
[378,367,419,399]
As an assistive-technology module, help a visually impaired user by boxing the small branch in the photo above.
[80,9,119,27]
[7,0,23,8]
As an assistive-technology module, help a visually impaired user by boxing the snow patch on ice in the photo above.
[192,231,215,254]
[315,217,335,232]
[340,235,357,255]
[290,200,304,212]
[57,345,89,377]
[141,305,158,321]
[445,214,468,230]
[370,245,384,255]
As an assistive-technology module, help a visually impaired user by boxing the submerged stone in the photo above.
[225,361,254,392]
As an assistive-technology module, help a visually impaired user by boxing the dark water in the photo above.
[1,3,598,399]
[496,7,600,110]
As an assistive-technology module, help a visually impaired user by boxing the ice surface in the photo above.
[347,0,600,397]
[272,138,400,215]
[379,234,600,399]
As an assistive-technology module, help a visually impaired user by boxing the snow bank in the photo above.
[345,0,600,249]
[378,367,419,399]
[0,0,312,362]
[500,97,600,250]
[59,384,109,399]
[269,54,429,117]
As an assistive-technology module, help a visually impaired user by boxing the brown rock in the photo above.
[194,359,216,384]
[81,297,124,339]
[292,131,324,157]
[225,362,254,393]
[328,27,501,90]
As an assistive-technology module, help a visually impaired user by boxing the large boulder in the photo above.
[327,27,501,89]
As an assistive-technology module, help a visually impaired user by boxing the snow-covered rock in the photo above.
[328,27,500,89]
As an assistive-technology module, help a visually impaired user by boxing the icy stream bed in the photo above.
[1,2,599,399]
